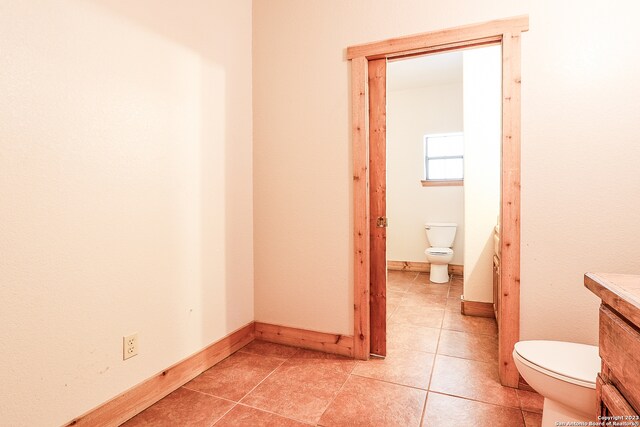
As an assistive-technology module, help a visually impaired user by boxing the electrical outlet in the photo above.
[123,333,138,360]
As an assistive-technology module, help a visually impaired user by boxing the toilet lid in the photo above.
[426,247,453,255]
[514,340,600,385]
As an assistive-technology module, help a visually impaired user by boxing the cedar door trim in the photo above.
[348,15,528,388]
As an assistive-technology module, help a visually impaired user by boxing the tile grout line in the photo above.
[181,351,291,401]
[434,351,502,367]
[349,370,432,392]
[418,274,450,426]
[233,401,313,426]
[428,390,524,411]
[230,346,360,426]
[178,386,238,404]
[209,402,237,427]
[426,273,532,421]
[234,351,294,403]
[389,270,450,427]
[204,344,303,425]
[168,387,238,427]
[315,356,359,426]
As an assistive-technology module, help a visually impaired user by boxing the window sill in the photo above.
[421,179,463,187]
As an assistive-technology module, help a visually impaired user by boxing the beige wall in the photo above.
[0,1,252,425]
[253,0,640,343]
[387,83,465,265]
[462,45,502,302]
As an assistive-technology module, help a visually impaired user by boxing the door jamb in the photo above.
[348,15,528,388]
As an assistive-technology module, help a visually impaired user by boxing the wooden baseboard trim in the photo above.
[387,260,463,275]
[461,300,495,318]
[254,322,354,358]
[65,322,255,427]
[387,260,429,272]
[449,264,463,276]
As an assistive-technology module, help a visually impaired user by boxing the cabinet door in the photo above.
[597,375,639,419]
[599,305,640,413]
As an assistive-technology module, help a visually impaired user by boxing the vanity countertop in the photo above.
[585,272,640,327]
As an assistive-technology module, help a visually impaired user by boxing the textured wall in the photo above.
[253,0,640,344]
[387,83,464,265]
[0,1,253,425]
[462,45,501,302]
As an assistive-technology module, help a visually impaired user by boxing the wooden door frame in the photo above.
[348,15,528,387]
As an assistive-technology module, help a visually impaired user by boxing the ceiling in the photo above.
[387,50,463,92]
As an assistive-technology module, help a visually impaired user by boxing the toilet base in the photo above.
[541,398,593,427]
[429,264,449,283]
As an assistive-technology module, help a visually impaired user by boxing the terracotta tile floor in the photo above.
[122,271,543,426]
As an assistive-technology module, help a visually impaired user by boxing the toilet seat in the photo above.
[425,247,453,256]
[514,341,599,389]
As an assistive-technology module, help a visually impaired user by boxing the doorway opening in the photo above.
[348,16,528,387]
[384,45,501,360]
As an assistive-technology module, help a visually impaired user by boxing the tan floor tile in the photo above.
[448,285,463,298]
[387,304,398,320]
[388,281,412,292]
[408,282,450,296]
[415,272,444,283]
[241,349,355,424]
[352,348,435,389]
[215,404,310,426]
[445,296,462,313]
[183,352,283,401]
[429,355,520,408]
[450,281,463,289]
[387,322,440,353]
[442,310,498,336]
[389,306,444,328]
[450,275,463,285]
[401,292,447,308]
[437,329,498,362]
[387,290,406,305]
[388,270,419,279]
[422,392,524,427]
[285,349,357,374]
[121,387,234,427]
[387,271,418,284]
[319,375,426,427]
[517,389,544,414]
[239,340,301,359]
[523,410,543,427]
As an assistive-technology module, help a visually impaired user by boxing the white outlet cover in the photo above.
[123,333,138,360]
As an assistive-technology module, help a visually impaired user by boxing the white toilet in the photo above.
[424,222,457,283]
[513,340,600,427]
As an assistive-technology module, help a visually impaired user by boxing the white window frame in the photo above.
[422,132,464,187]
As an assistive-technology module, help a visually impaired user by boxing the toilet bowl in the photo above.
[424,222,457,284]
[513,340,600,427]
[424,248,454,283]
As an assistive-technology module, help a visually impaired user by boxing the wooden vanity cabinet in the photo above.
[584,273,640,420]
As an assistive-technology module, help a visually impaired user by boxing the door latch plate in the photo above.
[376,217,388,228]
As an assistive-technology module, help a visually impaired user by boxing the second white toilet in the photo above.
[513,340,600,427]
[424,222,457,283]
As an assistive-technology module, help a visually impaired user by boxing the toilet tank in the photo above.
[424,222,457,247]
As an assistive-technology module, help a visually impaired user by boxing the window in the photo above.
[422,133,464,186]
